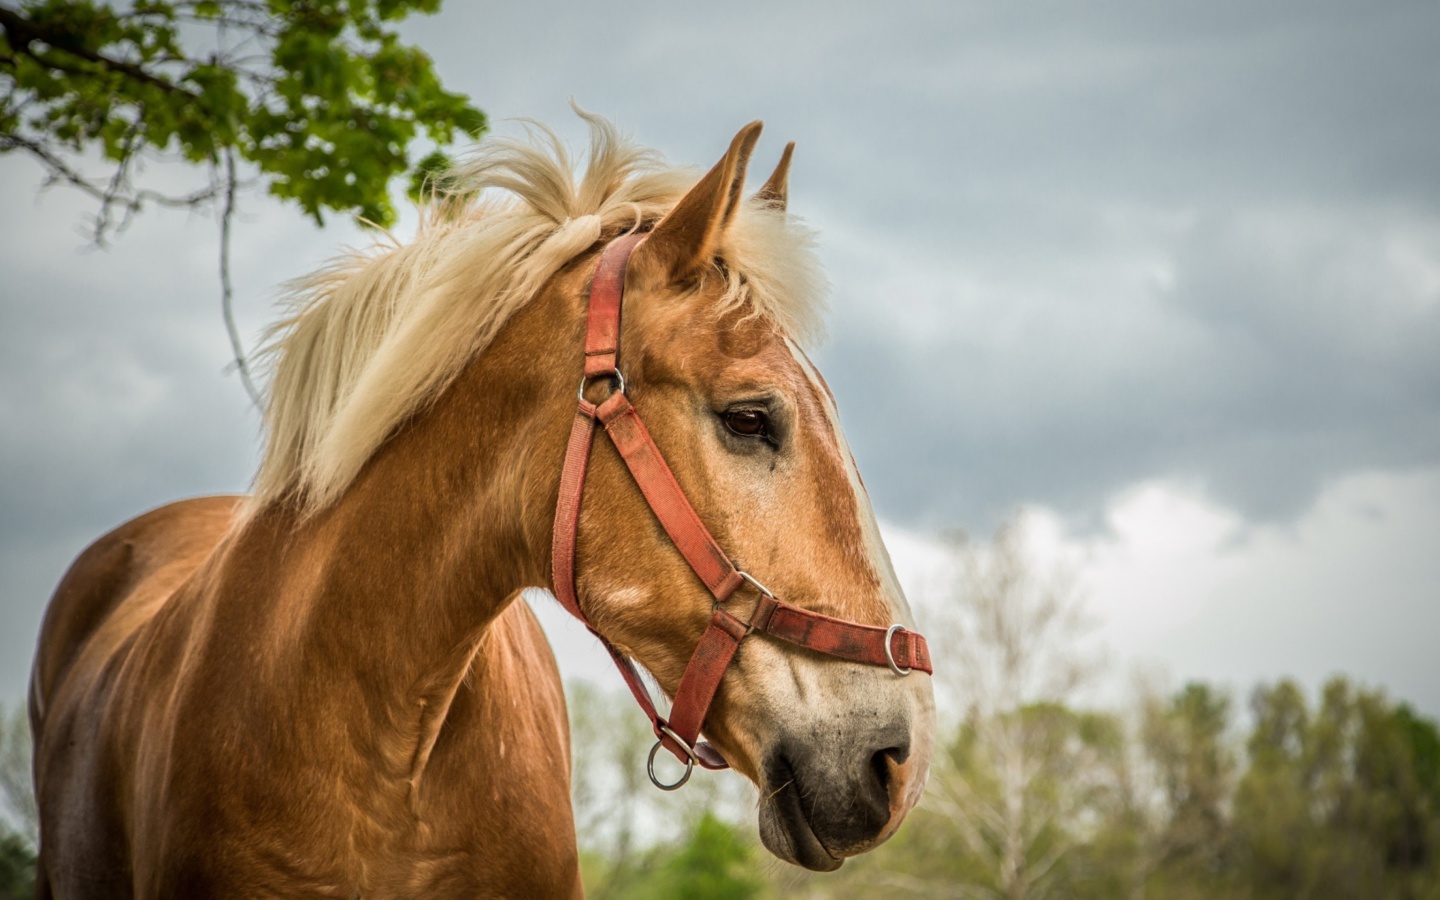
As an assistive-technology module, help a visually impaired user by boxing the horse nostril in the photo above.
[868,742,908,799]
[766,731,911,857]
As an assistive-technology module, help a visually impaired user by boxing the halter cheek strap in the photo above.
[551,233,933,789]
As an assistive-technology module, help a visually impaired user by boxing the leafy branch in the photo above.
[1,0,485,404]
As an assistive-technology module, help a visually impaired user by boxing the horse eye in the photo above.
[724,409,769,438]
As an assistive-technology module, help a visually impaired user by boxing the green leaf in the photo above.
[1,0,485,230]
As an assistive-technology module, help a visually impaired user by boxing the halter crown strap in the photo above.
[551,233,932,786]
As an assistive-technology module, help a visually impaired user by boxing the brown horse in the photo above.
[29,114,936,898]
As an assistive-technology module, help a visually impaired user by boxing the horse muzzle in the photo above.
[757,720,916,871]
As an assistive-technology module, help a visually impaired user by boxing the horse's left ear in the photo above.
[754,142,795,212]
[635,120,763,284]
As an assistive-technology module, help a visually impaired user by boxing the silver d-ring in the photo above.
[884,624,913,677]
[735,570,775,597]
[577,368,626,403]
[647,725,697,791]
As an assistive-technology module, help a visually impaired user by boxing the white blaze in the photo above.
[784,339,918,628]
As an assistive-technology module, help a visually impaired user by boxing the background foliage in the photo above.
[0,0,484,399]
[565,521,1440,900]
[0,0,484,231]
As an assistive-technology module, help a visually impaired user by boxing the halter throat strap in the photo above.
[550,233,933,786]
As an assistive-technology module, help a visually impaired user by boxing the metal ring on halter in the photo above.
[647,724,698,791]
[735,570,775,598]
[884,624,913,677]
[577,368,625,403]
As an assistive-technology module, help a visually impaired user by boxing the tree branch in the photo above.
[0,4,200,100]
[0,131,113,205]
[0,132,234,244]
[218,147,261,407]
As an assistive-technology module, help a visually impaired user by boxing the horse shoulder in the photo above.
[32,495,242,724]
[31,495,243,896]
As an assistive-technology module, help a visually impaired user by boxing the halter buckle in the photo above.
[730,571,778,635]
[647,724,698,791]
[884,624,913,677]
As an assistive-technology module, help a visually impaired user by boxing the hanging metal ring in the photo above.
[884,624,913,677]
[647,725,698,791]
[577,368,625,403]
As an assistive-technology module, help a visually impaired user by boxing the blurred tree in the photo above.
[930,519,1102,899]
[831,517,1115,899]
[621,811,764,900]
[0,706,34,849]
[1126,681,1241,899]
[932,520,1100,717]
[561,676,754,892]
[630,522,1440,900]
[0,0,484,400]
[569,679,766,900]
[0,706,33,900]
[1146,684,1234,853]
[1140,685,1232,887]
[817,676,1440,900]
[943,702,1128,899]
[1234,677,1440,899]
[569,679,652,896]
[0,831,36,900]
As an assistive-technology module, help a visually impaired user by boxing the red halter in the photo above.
[551,233,933,789]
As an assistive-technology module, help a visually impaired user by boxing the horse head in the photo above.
[565,121,936,871]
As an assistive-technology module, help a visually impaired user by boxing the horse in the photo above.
[29,112,937,898]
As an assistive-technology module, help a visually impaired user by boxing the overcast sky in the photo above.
[2,0,1437,716]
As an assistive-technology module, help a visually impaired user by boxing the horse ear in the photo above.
[753,142,794,211]
[636,120,763,283]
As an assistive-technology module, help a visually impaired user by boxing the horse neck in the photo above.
[233,268,582,729]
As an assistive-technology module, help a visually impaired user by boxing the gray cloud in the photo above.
[0,174,359,702]
[821,203,1440,527]
[391,0,1440,527]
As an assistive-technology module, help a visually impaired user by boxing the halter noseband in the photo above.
[550,233,933,790]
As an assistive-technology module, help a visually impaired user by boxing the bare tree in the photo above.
[924,515,1107,900]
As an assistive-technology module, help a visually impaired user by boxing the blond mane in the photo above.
[253,111,828,512]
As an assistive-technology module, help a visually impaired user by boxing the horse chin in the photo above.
[757,764,844,872]
[758,806,842,872]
